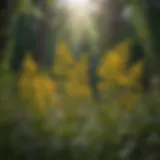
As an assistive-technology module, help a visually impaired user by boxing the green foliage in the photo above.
[1,60,160,159]
[1,1,160,159]
[127,39,144,67]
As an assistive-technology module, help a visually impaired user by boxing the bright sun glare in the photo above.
[58,0,96,44]
[68,0,89,7]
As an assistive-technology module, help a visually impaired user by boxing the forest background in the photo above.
[0,0,160,159]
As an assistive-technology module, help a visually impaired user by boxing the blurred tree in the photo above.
[0,0,9,62]
[97,0,125,54]
[10,0,41,74]
[125,0,160,91]
[88,52,101,101]
[37,0,57,69]
[56,4,71,43]
[79,30,101,101]
[87,0,126,101]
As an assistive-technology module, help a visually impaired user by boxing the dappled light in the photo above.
[0,0,160,159]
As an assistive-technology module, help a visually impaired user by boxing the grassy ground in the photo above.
[0,62,160,160]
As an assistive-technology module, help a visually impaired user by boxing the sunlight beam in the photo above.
[67,0,90,7]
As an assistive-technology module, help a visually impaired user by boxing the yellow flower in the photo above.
[35,94,46,111]
[98,39,143,90]
[32,76,44,92]
[42,76,57,96]
[22,56,37,74]
[53,41,74,77]
[18,73,33,97]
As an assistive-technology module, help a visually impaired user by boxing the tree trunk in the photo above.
[36,0,56,71]
[36,0,47,67]
[98,0,125,53]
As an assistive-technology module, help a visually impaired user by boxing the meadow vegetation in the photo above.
[0,40,160,159]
